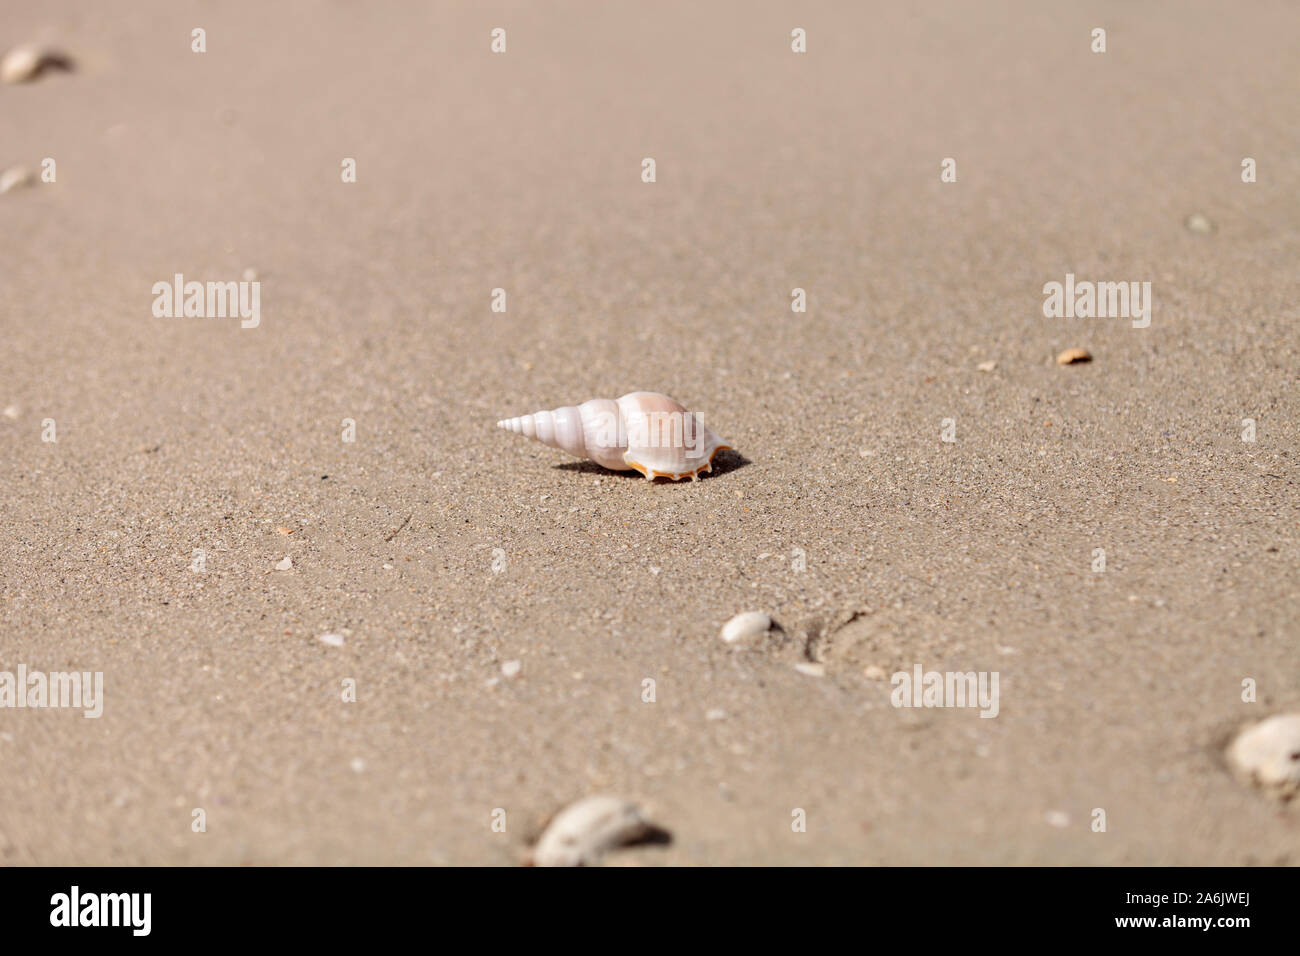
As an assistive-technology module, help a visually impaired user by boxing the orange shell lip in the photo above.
[625,445,731,481]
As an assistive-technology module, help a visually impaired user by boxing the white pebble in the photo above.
[2,405,18,419]
[532,795,654,867]
[794,662,825,678]
[1227,714,1300,795]
[0,167,35,194]
[501,659,521,678]
[318,633,344,647]
[720,611,771,644]
[274,555,292,571]
[705,708,727,721]
[0,46,41,84]
[1045,810,1070,828]
[863,665,887,680]
[349,757,366,773]
[1185,212,1214,234]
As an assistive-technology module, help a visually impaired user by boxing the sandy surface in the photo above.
[1,0,1298,865]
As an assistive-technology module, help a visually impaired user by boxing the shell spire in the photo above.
[496,392,730,481]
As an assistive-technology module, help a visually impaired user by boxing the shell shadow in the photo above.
[631,823,673,849]
[28,51,76,79]
[552,448,751,482]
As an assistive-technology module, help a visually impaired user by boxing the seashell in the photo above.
[720,610,772,644]
[1056,347,1092,365]
[0,45,71,84]
[0,166,35,195]
[1226,713,1300,796]
[497,391,730,481]
[0,46,42,84]
[531,795,657,867]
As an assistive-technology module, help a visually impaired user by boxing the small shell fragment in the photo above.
[531,795,657,867]
[1226,714,1300,796]
[1185,212,1215,234]
[274,555,292,571]
[0,46,42,84]
[1056,347,1092,365]
[0,166,35,194]
[318,633,345,647]
[720,610,771,644]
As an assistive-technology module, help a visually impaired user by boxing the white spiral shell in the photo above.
[496,391,730,481]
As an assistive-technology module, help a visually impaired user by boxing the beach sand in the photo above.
[1,0,1297,864]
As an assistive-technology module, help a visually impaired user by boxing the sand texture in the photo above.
[1,1,1298,865]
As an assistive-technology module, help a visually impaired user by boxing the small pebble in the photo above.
[2,405,18,419]
[720,610,771,644]
[1226,714,1300,796]
[863,665,887,680]
[0,167,35,194]
[976,360,997,372]
[705,708,727,721]
[1,46,41,84]
[531,795,658,867]
[318,633,345,647]
[349,757,366,773]
[794,662,825,678]
[1045,810,1070,828]
[274,555,292,571]
[1056,347,1092,365]
[242,267,259,281]
[501,659,522,678]
[1185,212,1215,234]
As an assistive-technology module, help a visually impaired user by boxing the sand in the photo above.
[1,0,1297,865]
